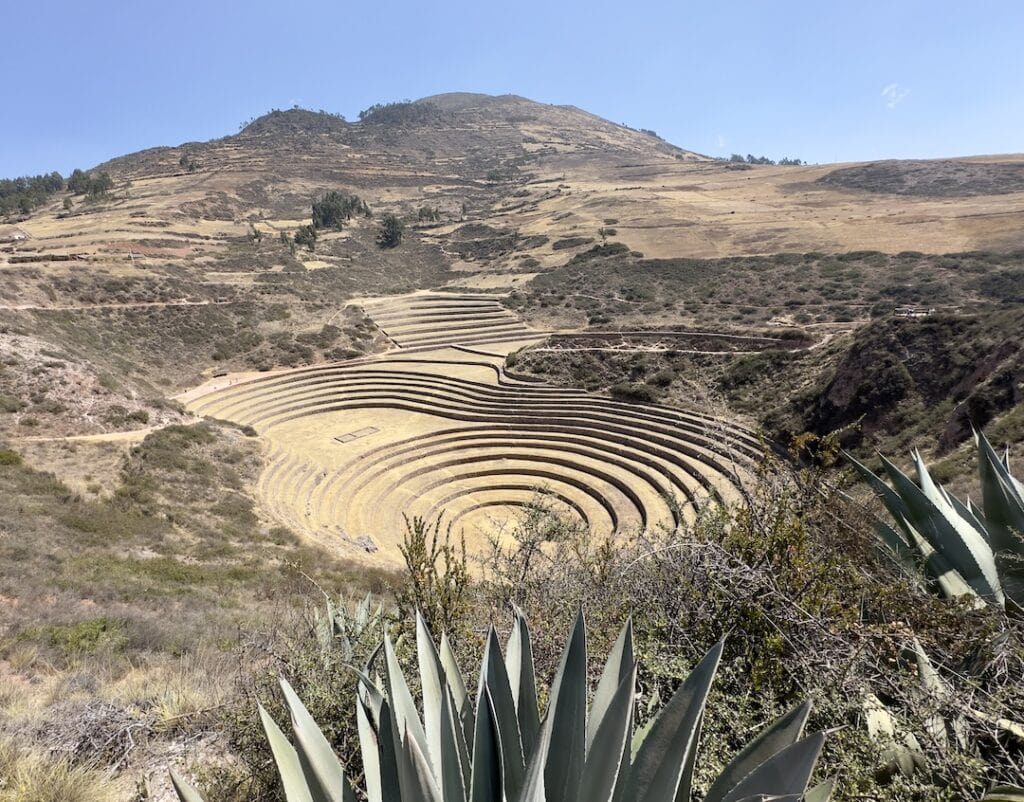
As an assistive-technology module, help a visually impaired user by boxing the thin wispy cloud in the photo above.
[715,134,726,150]
[881,83,910,109]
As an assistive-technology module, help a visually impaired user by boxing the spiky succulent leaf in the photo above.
[470,687,503,802]
[704,700,812,802]
[259,703,315,802]
[908,451,1003,601]
[439,682,470,802]
[977,431,1024,554]
[899,517,979,600]
[441,632,474,746]
[909,638,969,750]
[506,606,541,758]
[478,627,525,798]
[628,639,724,802]
[384,632,432,771]
[804,776,837,802]
[879,453,1003,603]
[417,613,447,777]
[847,454,917,559]
[588,617,635,755]
[719,731,826,802]
[396,723,443,802]
[863,693,926,779]
[543,609,588,802]
[356,592,373,629]
[169,769,207,802]
[356,695,384,802]
[516,708,551,802]
[279,678,355,802]
[579,667,637,802]
[377,699,403,802]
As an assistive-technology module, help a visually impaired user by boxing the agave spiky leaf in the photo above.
[279,678,356,802]
[398,722,442,802]
[439,682,471,802]
[417,612,447,776]
[259,702,316,802]
[356,693,384,802]
[478,627,526,798]
[579,666,636,802]
[805,776,837,802]
[719,731,826,802]
[862,692,925,779]
[169,768,207,802]
[977,431,1024,555]
[506,607,541,758]
[704,700,812,802]
[588,618,635,755]
[470,687,503,802]
[849,450,1005,605]
[897,451,1002,603]
[377,698,404,802]
[384,632,433,777]
[441,631,474,746]
[627,639,723,802]
[543,609,587,802]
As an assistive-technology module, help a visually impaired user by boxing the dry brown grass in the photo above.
[0,736,125,802]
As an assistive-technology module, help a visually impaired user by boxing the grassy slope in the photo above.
[509,248,1024,486]
[0,423,396,796]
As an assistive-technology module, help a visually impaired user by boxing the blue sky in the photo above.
[3,0,1022,177]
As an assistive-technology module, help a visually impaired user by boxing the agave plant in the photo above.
[313,591,386,663]
[848,430,1024,608]
[863,635,1024,780]
[172,609,833,801]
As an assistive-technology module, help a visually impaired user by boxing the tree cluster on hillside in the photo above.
[358,100,443,125]
[293,224,317,252]
[237,106,346,133]
[66,168,115,198]
[311,191,369,230]
[376,213,404,248]
[0,172,65,217]
[0,167,117,218]
[726,153,804,166]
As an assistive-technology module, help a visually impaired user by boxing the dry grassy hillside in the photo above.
[0,91,1021,527]
[2,92,1024,801]
[4,93,1024,294]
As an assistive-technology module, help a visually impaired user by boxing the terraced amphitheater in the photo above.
[184,293,761,566]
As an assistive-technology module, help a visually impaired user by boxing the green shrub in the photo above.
[376,213,404,248]
[26,617,129,657]
[312,191,367,230]
[0,449,22,466]
[609,381,660,403]
[294,224,317,252]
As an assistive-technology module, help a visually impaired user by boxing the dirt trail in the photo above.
[11,424,199,444]
[0,299,232,312]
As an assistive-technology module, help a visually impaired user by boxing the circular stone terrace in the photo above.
[181,292,761,567]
